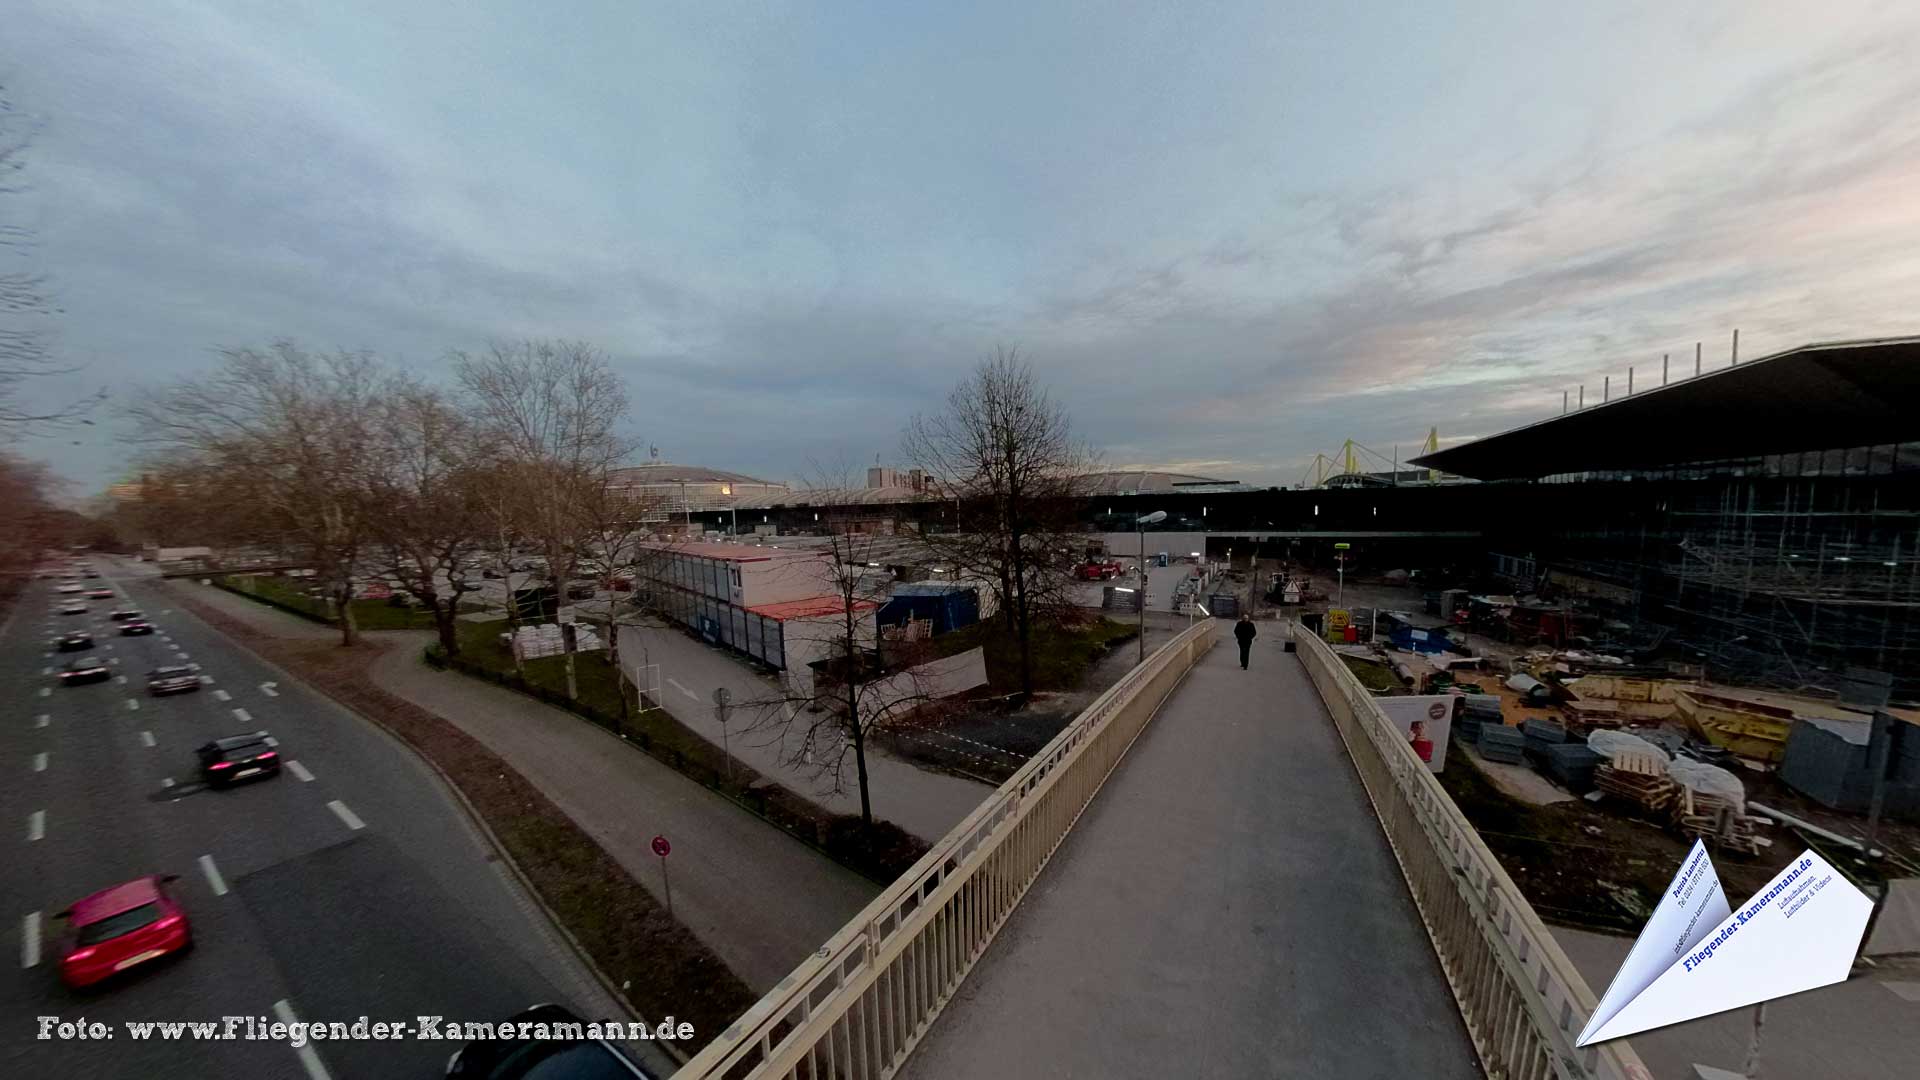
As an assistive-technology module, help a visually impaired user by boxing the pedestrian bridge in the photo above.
[674,621,1652,1080]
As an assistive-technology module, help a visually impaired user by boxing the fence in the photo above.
[672,619,1217,1080]
[1291,622,1652,1080]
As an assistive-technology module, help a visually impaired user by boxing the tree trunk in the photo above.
[434,600,459,657]
[337,583,358,647]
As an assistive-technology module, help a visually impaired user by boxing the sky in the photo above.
[7,0,1920,494]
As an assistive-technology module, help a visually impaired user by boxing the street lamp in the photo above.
[1137,510,1167,663]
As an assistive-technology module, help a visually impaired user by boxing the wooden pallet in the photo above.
[1674,788,1761,855]
[1595,764,1678,812]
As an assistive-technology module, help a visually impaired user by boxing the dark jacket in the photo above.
[1234,618,1257,645]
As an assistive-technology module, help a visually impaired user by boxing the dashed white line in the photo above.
[21,912,40,969]
[232,708,252,723]
[108,657,121,665]
[175,651,190,660]
[37,687,49,698]
[286,760,314,782]
[213,689,232,701]
[327,801,365,831]
[273,999,334,1080]
[161,777,175,789]
[198,675,215,685]
[262,736,278,748]
[32,752,48,772]
[667,677,700,702]
[34,714,48,729]
[260,682,279,697]
[125,699,139,711]
[27,811,45,842]
[140,730,156,748]
[40,666,50,676]
[114,675,127,685]
[198,854,229,896]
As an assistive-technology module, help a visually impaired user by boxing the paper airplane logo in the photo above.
[1577,839,1873,1045]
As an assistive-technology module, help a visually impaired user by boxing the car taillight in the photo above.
[65,947,96,963]
[257,751,278,760]
[209,761,233,770]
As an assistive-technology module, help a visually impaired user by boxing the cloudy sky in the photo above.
[7,1,1920,491]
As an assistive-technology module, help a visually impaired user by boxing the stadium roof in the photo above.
[1075,470,1259,496]
[609,462,785,487]
[1409,336,1920,481]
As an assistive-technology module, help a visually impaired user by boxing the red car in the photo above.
[1076,560,1123,581]
[57,875,193,989]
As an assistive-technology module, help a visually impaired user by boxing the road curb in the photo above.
[156,577,693,1068]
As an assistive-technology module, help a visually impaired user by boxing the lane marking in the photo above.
[198,854,228,896]
[175,651,190,660]
[37,688,49,698]
[327,801,365,831]
[199,676,215,685]
[263,736,278,748]
[259,682,279,697]
[273,1000,335,1080]
[34,714,48,728]
[667,677,700,702]
[27,811,45,842]
[40,666,50,676]
[140,730,156,748]
[108,657,120,665]
[33,752,48,772]
[232,708,252,723]
[161,777,174,789]
[125,699,139,711]
[22,912,40,969]
[114,675,127,685]
[213,689,231,702]
[286,760,314,782]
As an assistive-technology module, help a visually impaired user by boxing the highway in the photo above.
[1,558,648,1077]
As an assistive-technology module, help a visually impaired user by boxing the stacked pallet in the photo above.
[1522,719,1568,766]
[1594,750,1679,814]
[1544,743,1604,794]
[1476,724,1527,765]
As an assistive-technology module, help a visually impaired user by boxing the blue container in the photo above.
[877,583,980,636]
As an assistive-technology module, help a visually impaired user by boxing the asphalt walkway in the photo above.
[901,629,1482,1079]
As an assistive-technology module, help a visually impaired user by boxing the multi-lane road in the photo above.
[1,557,655,1077]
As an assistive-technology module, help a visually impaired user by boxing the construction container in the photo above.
[1208,594,1240,619]
[1778,714,1920,819]
[876,583,980,637]
[1522,719,1568,765]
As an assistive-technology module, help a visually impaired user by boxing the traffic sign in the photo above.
[651,835,671,858]
[712,687,731,708]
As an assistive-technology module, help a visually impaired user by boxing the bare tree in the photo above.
[126,342,384,644]
[0,84,103,434]
[452,339,635,599]
[362,378,491,657]
[904,347,1092,697]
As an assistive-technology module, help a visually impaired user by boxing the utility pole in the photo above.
[1696,341,1703,376]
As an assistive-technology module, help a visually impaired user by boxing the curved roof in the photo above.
[1075,470,1257,496]
[609,462,785,487]
[1409,336,1920,481]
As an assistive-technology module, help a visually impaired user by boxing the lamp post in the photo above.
[1137,510,1167,663]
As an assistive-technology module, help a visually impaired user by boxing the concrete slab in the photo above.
[901,633,1480,1079]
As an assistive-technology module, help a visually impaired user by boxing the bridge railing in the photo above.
[673,619,1218,1080]
[1291,623,1652,1080]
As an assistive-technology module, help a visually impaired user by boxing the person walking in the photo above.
[1234,613,1257,669]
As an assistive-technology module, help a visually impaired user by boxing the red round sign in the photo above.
[1428,702,1448,721]
[651,835,671,858]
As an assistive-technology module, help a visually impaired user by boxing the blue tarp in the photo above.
[877,583,980,636]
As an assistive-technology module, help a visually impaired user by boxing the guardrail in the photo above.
[672,619,1218,1080]
[1291,623,1652,1080]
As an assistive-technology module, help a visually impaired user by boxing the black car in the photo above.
[446,1004,654,1079]
[54,631,94,652]
[109,609,143,622]
[120,620,156,636]
[146,666,201,696]
[60,655,111,686]
[195,733,280,787]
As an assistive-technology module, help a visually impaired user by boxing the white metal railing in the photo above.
[1291,622,1653,1080]
[673,619,1218,1080]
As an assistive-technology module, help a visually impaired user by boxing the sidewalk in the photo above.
[619,619,995,843]
[369,633,878,992]
[165,580,878,993]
